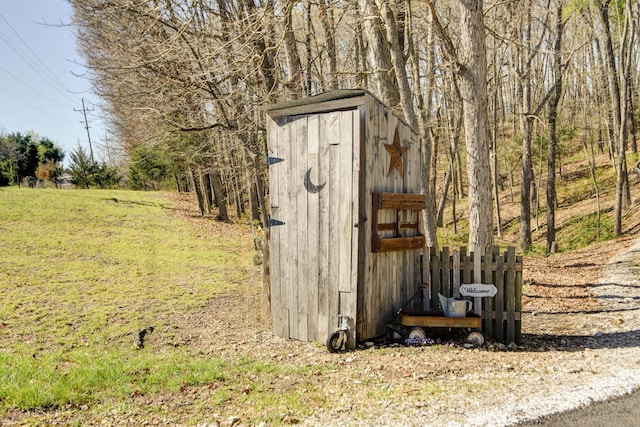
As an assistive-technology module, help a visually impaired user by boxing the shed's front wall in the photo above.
[267,108,360,346]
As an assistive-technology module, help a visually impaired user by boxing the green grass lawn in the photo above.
[0,187,257,411]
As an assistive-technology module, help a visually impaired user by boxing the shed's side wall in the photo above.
[357,94,423,340]
[268,109,360,346]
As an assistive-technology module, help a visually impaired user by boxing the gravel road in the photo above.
[517,238,640,427]
[517,390,640,426]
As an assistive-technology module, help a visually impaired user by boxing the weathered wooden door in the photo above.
[268,109,360,345]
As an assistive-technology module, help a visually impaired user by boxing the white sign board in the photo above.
[459,283,497,298]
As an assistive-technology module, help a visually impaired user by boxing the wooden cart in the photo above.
[389,309,485,345]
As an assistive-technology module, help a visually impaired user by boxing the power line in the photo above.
[74,98,95,162]
[0,86,76,122]
[0,14,75,96]
[0,13,79,105]
[0,64,74,109]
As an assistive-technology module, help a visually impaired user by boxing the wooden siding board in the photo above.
[495,254,505,341]
[356,105,368,339]
[483,250,494,338]
[285,118,298,339]
[338,110,354,293]
[387,116,400,316]
[349,109,361,342]
[295,117,309,341]
[267,117,282,333]
[453,251,461,298]
[317,113,331,342]
[506,247,517,343]
[442,247,450,297]
[273,117,294,338]
[306,115,320,341]
[515,255,523,344]
[473,250,482,316]
[361,94,378,339]
[327,112,341,341]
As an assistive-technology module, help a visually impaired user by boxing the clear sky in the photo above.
[0,0,107,165]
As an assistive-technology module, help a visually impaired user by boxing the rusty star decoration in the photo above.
[384,127,409,177]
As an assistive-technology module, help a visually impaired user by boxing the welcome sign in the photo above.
[459,283,498,298]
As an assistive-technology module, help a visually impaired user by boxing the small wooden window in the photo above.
[371,192,426,253]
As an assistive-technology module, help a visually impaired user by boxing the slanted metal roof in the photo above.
[262,89,368,114]
[262,88,416,133]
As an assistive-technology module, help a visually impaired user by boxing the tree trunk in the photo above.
[597,0,622,149]
[320,0,338,90]
[583,112,601,241]
[436,164,452,227]
[491,73,502,238]
[628,82,637,153]
[546,5,564,254]
[382,3,417,128]
[189,166,205,217]
[210,171,229,221]
[203,172,213,214]
[614,0,635,235]
[283,0,304,96]
[456,0,494,254]
[519,0,534,252]
[360,0,399,106]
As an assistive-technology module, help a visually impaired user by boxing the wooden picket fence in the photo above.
[424,246,523,344]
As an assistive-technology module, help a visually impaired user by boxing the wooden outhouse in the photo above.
[264,90,425,348]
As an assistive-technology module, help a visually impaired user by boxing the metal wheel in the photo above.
[407,327,427,341]
[466,330,485,346]
[326,331,345,353]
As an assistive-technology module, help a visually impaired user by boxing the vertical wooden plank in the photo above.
[327,111,341,341]
[515,254,524,344]
[277,117,295,338]
[306,115,320,341]
[267,116,282,336]
[357,104,368,338]
[317,113,331,342]
[273,118,287,337]
[338,110,354,293]
[483,249,494,338]
[473,247,483,316]
[295,117,309,341]
[506,246,517,343]
[453,251,461,298]
[431,252,440,309]
[495,254,505,341]
[350,109,361,342]
[361,95,378,339]
[462,247,472,288]
[389,116,402,315]
[378,105,392,323]
[461,246,472,317]
[442,247,450,297]
[286,118,300,339]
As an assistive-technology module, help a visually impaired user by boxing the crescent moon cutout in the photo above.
[304,168,326,193]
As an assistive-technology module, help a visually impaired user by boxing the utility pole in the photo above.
[104,132,113,166]
[75,98,95,162]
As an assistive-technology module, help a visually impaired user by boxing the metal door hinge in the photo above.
[267,156,284,166]
[268,218,285,227]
